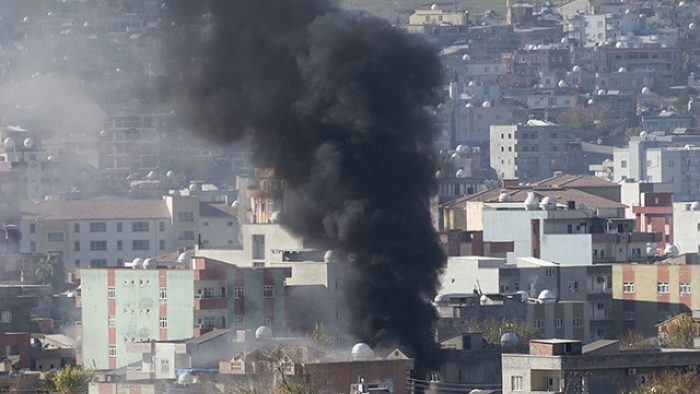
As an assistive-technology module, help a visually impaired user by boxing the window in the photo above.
[680,283,692,295]
[159,222,165,232]
[623,282,635,293]
[263,315,273,326]
[108,287,116,298]
[117,222,123,232]
[234,286,245,299]
[90,241,107,251]
[159,317,167,329]
[159,287,167,300]
[178,212,195,222]
[178,230,195,241]
[117,241,123,251]
[109,346,117,357]
[623,310,635,321]
[234,315,245,328]
[29,224,35,234]
[227,222,234,227]
[108,316,116,328]
[657,282,669,294]
[555,318,563,329]
[263,285,274,298]
[1,311,11,323]
[132,240,150,251]
[621,160,627,168]
[573,317,583,329]
[253,235,266,260]
[30,242,36,252]
[74,241,80,252]
[47,232,64,242]
[90,222,107,232]
[74,223,80,233]
[160,359,170,373]
[132,221,149,232]
[159,240,165,251]
[203,221,209,227]
[91,259,107,267]
[203,287,215,298]
[569,281,579,293]
[511,376,523,391]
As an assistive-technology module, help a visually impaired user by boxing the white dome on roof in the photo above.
[690,22,697,30]
[690,201,700,211]
[456,168,468,178]
[255,326,273,340]
[3,137,13,148]
[324,250,342,263]
[451,152,460,159]
[597,89,606,96]
[456,145,470,154]
[479,295,490,305]
[166,170,175,179]
[618,67,627,73]
[178,372,197,385]
[462,54,471,61]
[639,131,647,137]
[351,343,375,360]
[465,102,474,108]
[588,98,595,105]
[431,3,439,10]
[498,192,513,202]
[468,80,476,86]
[177,252,190,264]
[524,192,539,210]
[561,37,569,44]
[641,86,651,95]
[558,80,568,88]
[270,211,282,223]
[538,289,557,303]
[23,138,34,149]
[664,244,679,256]
[132,258,143,268]
[482,101,491,107]
[143,258,156,269]
[500,332,519,347]
[572,65,581,72]
[540,196,556,210]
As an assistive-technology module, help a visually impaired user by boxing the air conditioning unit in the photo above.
[628,368,637,376]
[597,276,606,284]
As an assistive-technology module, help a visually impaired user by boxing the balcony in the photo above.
[194,296,227,310]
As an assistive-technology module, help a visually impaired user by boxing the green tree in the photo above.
[43,365,94,394]
[621,371,700,394]
[663,314,698,349]
[35,253,66,293]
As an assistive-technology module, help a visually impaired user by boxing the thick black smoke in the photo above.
[163,0,446,372]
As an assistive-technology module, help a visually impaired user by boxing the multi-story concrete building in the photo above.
[439,257,614,340]
[508,46,570,85]
[641,110,694,134]
[447,187,657,265]
[502,338,700,394]
[564,13,641,44]
[611,256,700,335]
[78,256,290,370]
[613,133,700,201]
[20,193,238,274]
[490,120,582,181]
[673,201,700,255]
[620,180,674,250]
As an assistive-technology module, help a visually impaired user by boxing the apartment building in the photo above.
[673,201,700,255]
[564,13,641,43]
[490,120,579,181]
[503,338,700,394]
[439,257,613,340]
[641,110,694,134]
[620,180,674,250]
[78,256,290,370]
[611,257,700,335]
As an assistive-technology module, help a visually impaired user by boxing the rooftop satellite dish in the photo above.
[431,3,439,10]
[23,138,34,149]
[3,137,14,148]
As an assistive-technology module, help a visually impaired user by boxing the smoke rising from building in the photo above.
[163,0,446,372]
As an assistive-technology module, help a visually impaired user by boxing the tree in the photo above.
[621,371,700,394]
[42,365,94,394]
[34,253,66,293]
[619,330,659,350]
[662,314,698,349]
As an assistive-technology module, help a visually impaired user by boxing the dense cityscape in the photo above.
[1,0,700,393]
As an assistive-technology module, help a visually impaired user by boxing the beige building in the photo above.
[408,9,468,27]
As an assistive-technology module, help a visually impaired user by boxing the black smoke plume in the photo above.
[163,0,446,372]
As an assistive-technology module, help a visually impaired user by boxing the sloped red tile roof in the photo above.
[22,196,170,220]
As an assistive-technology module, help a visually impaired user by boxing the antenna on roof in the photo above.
[476,279,483,295]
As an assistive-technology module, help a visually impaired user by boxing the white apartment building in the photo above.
[20,194,238,274]
[564,13,641,44]
[672,201,700,255]
[490,120,572,181]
